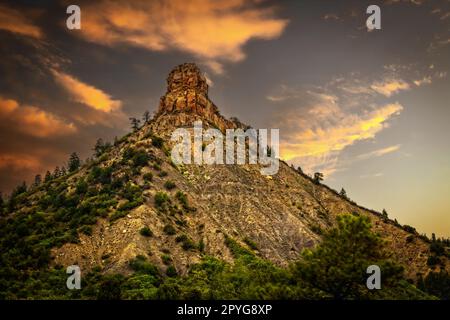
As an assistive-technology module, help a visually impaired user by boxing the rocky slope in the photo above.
[24,63,447,279]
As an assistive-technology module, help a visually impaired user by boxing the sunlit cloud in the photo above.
[0,4,43,39]
[413,76,432,86]
[268,83,404,176]
[357,145,401,160]
[0,97,77,138]
[0,153,41,171]
[370,79,410,97]
[77,0,288,73]
[51,69,122,113]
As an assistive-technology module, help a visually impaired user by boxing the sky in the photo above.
[0,0,449,237]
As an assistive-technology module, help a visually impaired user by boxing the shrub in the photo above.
[403,225,417,234]
[163,224,176,235]
[140,227,153,237]
[154,192,169,208]
[427,255,440,267]
[166,265,177,277]
[129,255,159,276]
[79,225,93,236]
[164,181,176,190]
[132,151,150,167]
[161,254,172,265]
[143,173,153,182]
[151,136,164,148]
[158,171,168,177]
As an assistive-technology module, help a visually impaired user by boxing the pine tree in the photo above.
[44,170,53,183]
[292,214,404,299]
[339,188,347,198]
[68,152,81,172]
[53,166,61,178]
[60,166,67,176]
[142,111,151,124]
[313,172,324,184]
[94,138,105,157]
[382,209,388,221]
[33,174,42,187]
[129,117,141,131]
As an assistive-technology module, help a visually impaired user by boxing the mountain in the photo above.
[0,63,448,299]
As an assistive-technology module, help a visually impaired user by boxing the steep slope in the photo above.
[47,63,446,280]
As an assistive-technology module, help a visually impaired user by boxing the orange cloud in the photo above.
[0,4,42,38]
[0,153,41,171]
[51,70,122,113]
[273,90,403,174]
[370,79,410,97]
[0,97,77,138]
[77,0,288,73]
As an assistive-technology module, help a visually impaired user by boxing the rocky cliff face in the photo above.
[151,63,239,135]
[42,64,447,279]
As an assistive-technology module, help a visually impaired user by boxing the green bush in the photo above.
[154,192,169,208]
[164,181,176,190]
[161,254,172,265]
[143,173,153,182]
[151,136,164,148]
[129,255,160,277]
[163,224,176,235]
[140,227,153,237]
[166,265,177,277]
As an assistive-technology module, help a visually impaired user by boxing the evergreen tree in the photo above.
[292,214,404,299]
[313,172,324,184]
[339,188,347,198]
[53,166,61,178]
[0,191,4,209]
[44,170,52,183]
[68,152,81,172]
[60,166,67,176]
[142,111,151,124]
[93,139,111,158]
[382,209,388,221]
[129,117,141,131]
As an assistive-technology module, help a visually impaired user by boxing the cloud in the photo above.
[76,0,288,73]
[0,97,77,138]
[357,145,401,160]
[370,79,410,97]
[51,69,122,113]
[269,85,404,176]
[413,76,432,86]
[0,153,41,171]
[0,4,43,39]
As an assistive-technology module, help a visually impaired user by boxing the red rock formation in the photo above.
[154,63,240,132]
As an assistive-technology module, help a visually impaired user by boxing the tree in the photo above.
[339,188,347,198]
[142,111,151,124]
[68,152,81,172]
[0,192,4,209]
[94,138,111,157]
[53,166,61,178]
[33,174,42,188]
[129,117,141,132]
[381,209,388,221]
[292,214,404,299]
[313,172,324,184]
[60,166,67,176]
[44,170,52,183]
